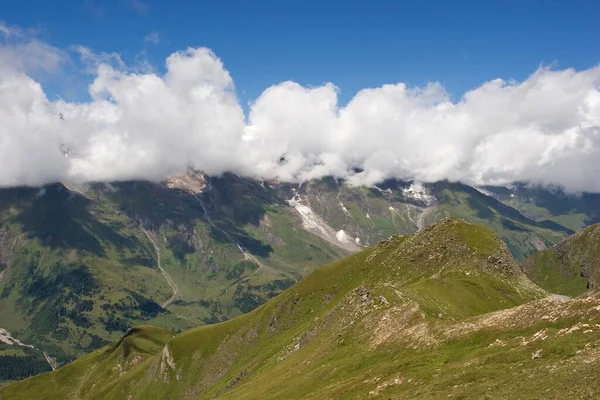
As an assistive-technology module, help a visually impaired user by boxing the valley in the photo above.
[0,173,599,385]
[2,217,599,399]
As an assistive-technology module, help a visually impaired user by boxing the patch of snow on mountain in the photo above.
[287,196,330,236]
[287,195,360,252]
[473,186,499,199]
[402,181,436,206]
[373,185,393,194]
[336,229,351,244]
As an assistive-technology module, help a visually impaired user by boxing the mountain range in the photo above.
[1,172,599,387]
[2,217,599,399]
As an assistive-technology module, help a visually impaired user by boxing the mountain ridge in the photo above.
[1,174,599,382]
[10,218,599,399]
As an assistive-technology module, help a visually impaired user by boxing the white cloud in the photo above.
[0,40,65,74]
[70,45,125,73]
[0,29,599,192]
[0,21,20,37]
[59,47,245,183]
[242,68,600,191]
[0,23,65,75]
[144,31,160,45]
[0,72,70,186]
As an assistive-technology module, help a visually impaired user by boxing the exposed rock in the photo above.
[159,344,179,382]
[225,369,247,391]
[163,168,206,194]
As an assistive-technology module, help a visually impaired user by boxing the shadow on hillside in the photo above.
[431,181,574,234]
[0,184,139,257]
[107,174,278,258]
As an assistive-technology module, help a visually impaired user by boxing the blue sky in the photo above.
[2,0,598,106]
[1,1,600,190]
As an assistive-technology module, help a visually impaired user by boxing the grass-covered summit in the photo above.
[3,218,600,399]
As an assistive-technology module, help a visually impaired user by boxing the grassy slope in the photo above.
[0,176,592,380]
[0,185,185,364]
[11,218,600,400]
[0,178,348,369]
[521,223,600,296]
[429,182,573,261]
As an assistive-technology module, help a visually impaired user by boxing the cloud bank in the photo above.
[0,29,599,191]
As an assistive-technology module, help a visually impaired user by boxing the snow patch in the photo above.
[402,181,436,206]
[287,195,360,252]
[336,229,351,244]
[288,196,331,236]
[373,185,393,194]
[473,186,500,199]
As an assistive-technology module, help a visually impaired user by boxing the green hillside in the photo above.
[7,218,599,399]
[0,175,588,380]
[521,223,600,296]
[427,181,573,260]
[0,178,348,375]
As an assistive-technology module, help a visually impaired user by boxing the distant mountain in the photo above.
[521,223,600,296]
[3,218,600,399]
[0,173,597,381]
[481,183,600,231]
[285,178,576,260]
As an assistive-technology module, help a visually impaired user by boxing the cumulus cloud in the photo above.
[0,30,599,191]
[0,24,66,75]
[242,70,600,191]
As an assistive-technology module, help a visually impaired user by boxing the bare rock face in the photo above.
[163,168,206,194]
